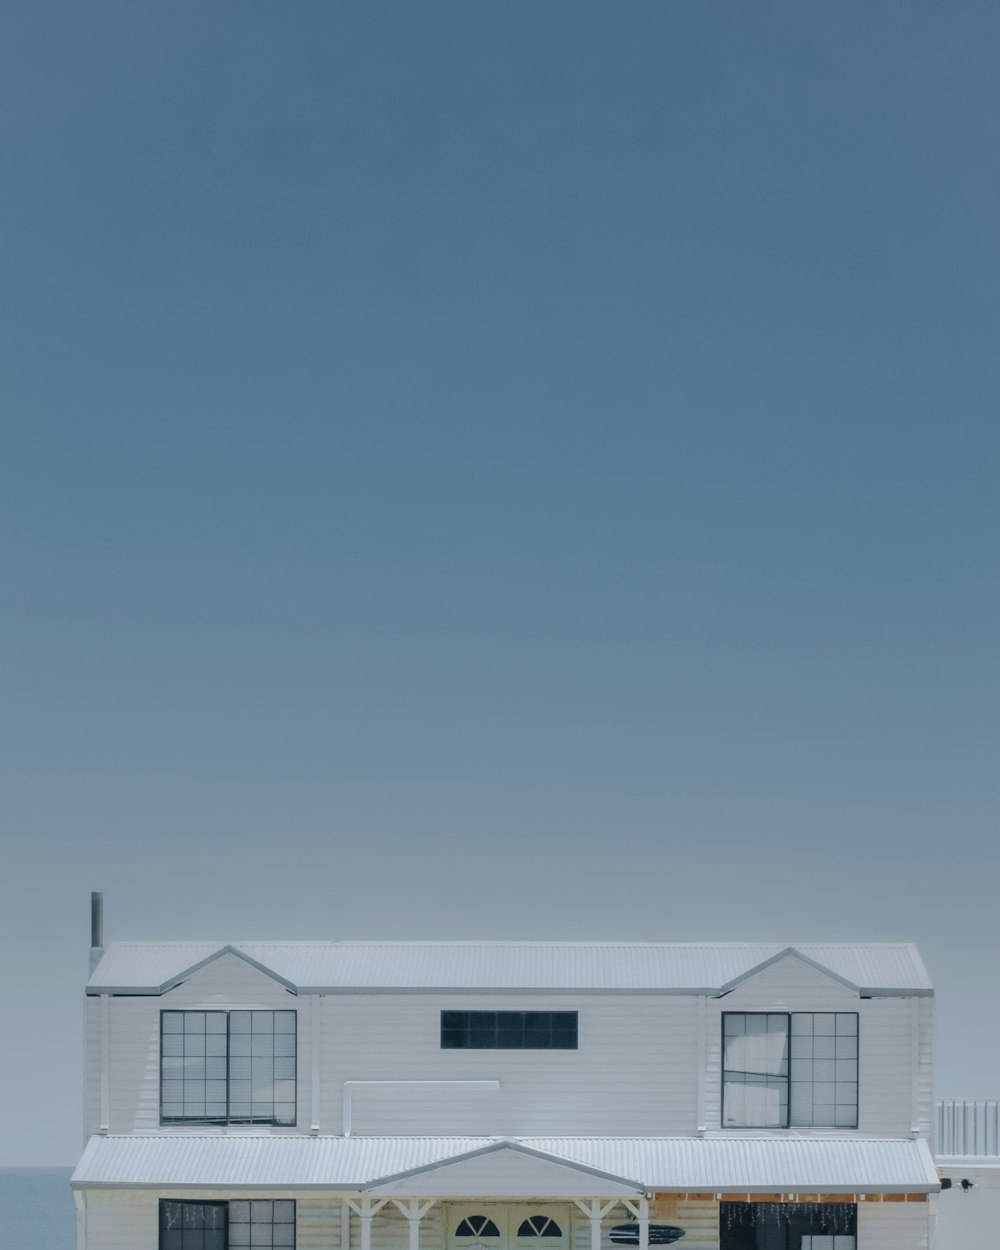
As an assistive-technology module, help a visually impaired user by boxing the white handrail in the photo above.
[342,1080,500,1136]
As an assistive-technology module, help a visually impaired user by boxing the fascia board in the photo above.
[718,948,861,997]
[86,946,299,996]
[296,986,723,997]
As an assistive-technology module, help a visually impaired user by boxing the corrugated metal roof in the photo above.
[86,941,932,995]
[71,1135,939,1193]
[71,1135,490,1188]
[530,1137,940,1192]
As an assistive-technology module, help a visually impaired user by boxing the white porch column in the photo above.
[347,1198,389,1250]
[623,1197,649,1250]
[74,1189,87,1250]
[574,1198,619,1250]
[99,994,110,1132]
[393,1199,436,1250]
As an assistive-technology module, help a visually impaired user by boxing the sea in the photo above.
[0,1168,75,1250]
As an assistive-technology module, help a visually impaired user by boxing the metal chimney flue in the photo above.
[90,891,104,974]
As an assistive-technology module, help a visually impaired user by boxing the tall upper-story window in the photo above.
[722,1012,858,1128]
[160,1010,296,1125]
[441,1011,578,1049]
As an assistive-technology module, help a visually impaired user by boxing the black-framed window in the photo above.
[160,1010,296,1125]
[160,1201,294,1250]
[441,1011,578,1049]
[159,1201,227,1250]
[720,1202,855,1250]
[722,1012,858,1129]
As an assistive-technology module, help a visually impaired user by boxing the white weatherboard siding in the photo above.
[367,1149,641,1197]
[702,954,932,1137]
[76,1191,931,1250]
[85,954,310,1137]
[857,1201,929,1248]
[84,943,933,1140]
[322,994,698,1136]
[77,939,936,1250]
[80,1190,344,1250]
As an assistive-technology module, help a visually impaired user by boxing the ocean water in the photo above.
[0,1168,75,1250]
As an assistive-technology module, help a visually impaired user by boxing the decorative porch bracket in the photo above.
[392,1198,437,1250]
[622,1197,650,1250]
[574,1198,620,1250]
[346,1197,390,1250]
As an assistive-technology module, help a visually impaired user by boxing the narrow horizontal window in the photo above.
[441,1011,578,1049]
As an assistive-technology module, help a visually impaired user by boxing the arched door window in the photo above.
[456,1217,502,1238]
[517,1217,563,1238]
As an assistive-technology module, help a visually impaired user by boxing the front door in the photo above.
[449,1205,570,1250]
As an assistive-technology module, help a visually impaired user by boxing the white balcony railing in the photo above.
[936,1100,1000,1158]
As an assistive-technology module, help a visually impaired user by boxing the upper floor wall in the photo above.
[84,949,933,1141]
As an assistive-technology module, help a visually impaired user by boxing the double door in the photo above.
[448,1205,570,1250]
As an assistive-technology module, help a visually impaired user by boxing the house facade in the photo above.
[933,1099,1000,1248]
[71,909,939,1250]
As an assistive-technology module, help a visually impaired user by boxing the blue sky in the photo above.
[1,3,998,1162]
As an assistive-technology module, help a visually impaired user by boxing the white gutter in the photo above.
[342,1080,500,1137]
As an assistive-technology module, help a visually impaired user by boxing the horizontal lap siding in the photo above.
[652,1197,719,1250]
[916,999,932,1137]
[86,952,932,1140]
[857,1201,928,1248]
[90,955,312,1136]
[85,996,101,1139]
[703,956,930,1138]
[81,1189,345,1250]
[83,1190,155,1250]
[297,1195,344,1250]
[322,994,698,1136]
[858,1001,912,1138]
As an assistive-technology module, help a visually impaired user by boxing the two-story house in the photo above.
[71,900,939,1250]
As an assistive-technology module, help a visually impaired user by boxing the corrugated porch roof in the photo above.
[71,1135,940,1194]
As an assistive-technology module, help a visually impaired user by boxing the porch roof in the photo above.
[71,1135,940,1195]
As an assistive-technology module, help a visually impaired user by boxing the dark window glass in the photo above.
[159,1201,229,1250]
[719,1203,855,1250]
[518,1217,563,1237]
[160,1011,296,1126]
[722,1013,859,1130]
[161,1200,295,1250]
[455,1217,501,1237]
[441,1011,577,1049]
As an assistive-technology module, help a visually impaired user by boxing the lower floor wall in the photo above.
[934,1164,1000,1250]
[76,1191,930,1250]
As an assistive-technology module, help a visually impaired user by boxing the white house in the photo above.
[71,898,939,1250]
[932,1099,1000,1248]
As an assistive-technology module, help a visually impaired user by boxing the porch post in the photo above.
[574,1198,618,1250]
[347,1198,389,1250]
[74,1189,87,1250]
[623,1197,649,1250]
[392,1199,436,1250]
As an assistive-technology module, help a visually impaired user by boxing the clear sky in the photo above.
[1,3,998,1164]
